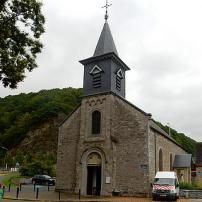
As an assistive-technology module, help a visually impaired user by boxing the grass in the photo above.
[2,172,21,187]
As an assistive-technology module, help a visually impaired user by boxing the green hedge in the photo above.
[179,182,202,190]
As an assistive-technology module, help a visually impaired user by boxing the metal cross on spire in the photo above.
[102,0,112,22]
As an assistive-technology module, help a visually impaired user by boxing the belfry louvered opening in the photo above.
[93,73,102,88]
[116,76,121,91]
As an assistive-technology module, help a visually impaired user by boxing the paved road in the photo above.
[2,198,202,202]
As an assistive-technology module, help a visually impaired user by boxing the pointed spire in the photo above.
[93,22,118,57]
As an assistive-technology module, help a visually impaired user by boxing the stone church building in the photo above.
[56,16,189,196]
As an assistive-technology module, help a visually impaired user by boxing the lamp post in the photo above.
[0,146,8,171]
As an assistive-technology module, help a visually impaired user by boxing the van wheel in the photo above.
[173,197,177,201]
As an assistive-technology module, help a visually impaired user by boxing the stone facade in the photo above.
[56,93,188,196]
[56,18,189,197]
[56,108,81,192]
[196,167,202,183]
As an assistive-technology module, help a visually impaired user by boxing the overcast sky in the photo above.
[0,0,202,142]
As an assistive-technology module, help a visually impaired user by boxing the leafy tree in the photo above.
[0,0,45,88]
[19,153,56,176]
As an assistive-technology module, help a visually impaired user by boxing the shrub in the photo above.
[19,160,55,177]
[179,182,202,190]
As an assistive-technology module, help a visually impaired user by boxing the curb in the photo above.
[4,197,40,201]
[3,197,111,202]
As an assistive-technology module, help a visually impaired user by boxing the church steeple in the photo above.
[93,22,118,57]
[80,2,130,98]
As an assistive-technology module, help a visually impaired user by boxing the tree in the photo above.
[0,0,45,88]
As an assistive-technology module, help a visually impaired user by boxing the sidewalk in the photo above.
[2,185,202,202]
[3,185,111,202]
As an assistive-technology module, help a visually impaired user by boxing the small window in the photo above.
[92,110,101,134]
[170,154,173,171]
[159,149,163,171]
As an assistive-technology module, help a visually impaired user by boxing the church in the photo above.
[56,6,190,197]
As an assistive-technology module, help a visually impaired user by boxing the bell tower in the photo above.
[80,2,130,98]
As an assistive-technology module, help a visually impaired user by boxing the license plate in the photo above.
[160,194,167,197]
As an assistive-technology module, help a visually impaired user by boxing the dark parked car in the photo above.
[31,175,55,185]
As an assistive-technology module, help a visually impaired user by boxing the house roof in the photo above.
[173,154,192,168]
[196,143,202,165]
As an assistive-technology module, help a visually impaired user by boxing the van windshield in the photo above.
[154,178,175,185]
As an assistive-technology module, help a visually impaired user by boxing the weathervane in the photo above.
[102,0,112,21]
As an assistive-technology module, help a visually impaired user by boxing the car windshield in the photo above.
[43,175,51,179]
[154,178,175,185]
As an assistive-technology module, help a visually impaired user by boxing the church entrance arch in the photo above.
[87,153,102,195]
[80,148,105,196]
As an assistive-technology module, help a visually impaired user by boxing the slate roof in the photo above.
[173,154,192,168]
[196,142,202,165]
[93,22,118,57]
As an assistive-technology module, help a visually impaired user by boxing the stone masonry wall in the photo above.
[56,107,81,192]
[74,94,151,196]
[75,94,114,196]
[148,127,187,185]
[111,95,151,196]
[56,92,188,196]
[196,167,202,183]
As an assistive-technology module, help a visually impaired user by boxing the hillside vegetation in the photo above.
[0,88,82,149]
[0,88,197,168]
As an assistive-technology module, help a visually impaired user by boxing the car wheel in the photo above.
[152,196,156,201]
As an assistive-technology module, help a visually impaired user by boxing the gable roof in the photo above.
[93,22,118,57]
[173,154,192,168]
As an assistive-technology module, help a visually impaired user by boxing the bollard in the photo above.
[48,183,50,191]
[8,184,11,192]
[59,191,61,200]
[3,186,5,195]
[16,187,19,199]
[79,189,81,200]
[36,187,39,199]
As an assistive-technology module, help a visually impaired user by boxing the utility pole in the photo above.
[167,123,171,136]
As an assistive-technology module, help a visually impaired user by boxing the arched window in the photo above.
[159,149,163,171]
[170,154,173,171]
[92,111,101,134]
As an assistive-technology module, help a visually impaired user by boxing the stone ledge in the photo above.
[180,189,202,199]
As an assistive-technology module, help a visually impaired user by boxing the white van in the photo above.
[152,171,179,201]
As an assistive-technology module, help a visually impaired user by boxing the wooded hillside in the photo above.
[0,88,82,149]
